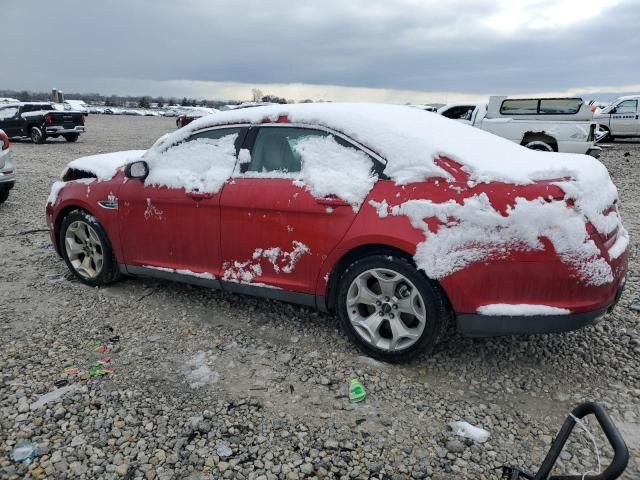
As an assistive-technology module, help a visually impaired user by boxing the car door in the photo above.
[219,125,379,296]
[118,126,245,278]
[0,106,22,137]
[610,99,638,136]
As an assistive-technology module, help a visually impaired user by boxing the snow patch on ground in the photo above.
[63,150,146,181]
[390,194,614,286]
[450,421,490,443]
[144,135,237,193]
[182,352,220,389]
[30,384,83,410]
[477,304,571,316]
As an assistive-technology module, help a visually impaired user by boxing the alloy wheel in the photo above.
[64,220,104,279]
[346,268,427,351]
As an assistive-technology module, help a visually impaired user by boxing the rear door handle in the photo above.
[186,191,214,201]
[316,196,350,207]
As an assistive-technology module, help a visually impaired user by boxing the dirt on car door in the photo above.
[218,125,373,294]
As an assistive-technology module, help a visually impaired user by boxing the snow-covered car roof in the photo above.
[150,102,603,185]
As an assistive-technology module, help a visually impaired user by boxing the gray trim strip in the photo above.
[456,308,608,337]
[125,265,222,290]
[221,280,316,307]
[121,264,316,307]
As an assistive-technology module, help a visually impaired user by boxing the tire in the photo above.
[63,134,79,142]
[524,140,554,152]
[30,126,46,144]
[59,209,120,287]
[336,254,450,363]
[0,189,9,204]
[595,125,612,143]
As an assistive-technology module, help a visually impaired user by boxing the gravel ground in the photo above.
[1,115,638,479]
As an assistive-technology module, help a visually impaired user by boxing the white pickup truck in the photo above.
[438,96,601,157]
[593,95,640,141]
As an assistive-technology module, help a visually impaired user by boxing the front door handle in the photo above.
[186,191,214,201]
[316,196,350,207]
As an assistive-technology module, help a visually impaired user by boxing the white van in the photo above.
[593,95,640,140]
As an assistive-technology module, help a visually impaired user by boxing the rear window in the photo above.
[539,99,582,114]
[500,98,582,115]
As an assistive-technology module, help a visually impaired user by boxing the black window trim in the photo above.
[499,97,584,116]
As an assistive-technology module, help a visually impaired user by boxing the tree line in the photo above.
[0,89,324,108]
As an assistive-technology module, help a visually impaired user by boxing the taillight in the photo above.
[44,113,52,125]
[0,131,9,150]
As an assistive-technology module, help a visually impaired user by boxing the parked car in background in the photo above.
[593,95,640,141]
[176,107,219,128]
[438,97,601,156]
[0,102,85,143]
[46,103,627,362]
[64,100,89,114]
[0,103,85,143]
[0,129,15,204]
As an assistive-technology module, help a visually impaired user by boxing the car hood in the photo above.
[62,150,147,181]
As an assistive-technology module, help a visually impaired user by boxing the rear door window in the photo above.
[244,127,329,174]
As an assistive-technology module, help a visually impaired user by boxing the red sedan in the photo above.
[46,104,628,362]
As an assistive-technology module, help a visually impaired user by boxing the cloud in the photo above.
[2,0,637,101]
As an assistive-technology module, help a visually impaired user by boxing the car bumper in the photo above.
[457,276,626,337]
[45,126,86,135]
[0,152,15,188]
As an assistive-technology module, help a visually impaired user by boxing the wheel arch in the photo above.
[320,243,452,314]
[520,131,558,151]
[53,204,98,256]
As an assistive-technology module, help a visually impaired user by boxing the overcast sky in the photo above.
[2,0,638,102]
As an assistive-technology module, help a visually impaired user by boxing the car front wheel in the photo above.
[336,254,450,362]
[59,210,120,286]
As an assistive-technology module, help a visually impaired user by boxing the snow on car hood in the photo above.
[63,150,147,181]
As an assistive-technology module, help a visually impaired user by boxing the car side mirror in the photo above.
[125,160,149,180]
[610,107,617,114]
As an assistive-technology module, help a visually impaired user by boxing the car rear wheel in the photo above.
[30,126,45,144]
[59,210,120,287]
[336,254,450,362]
[0,190,9,204]
[64,134,79,142]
